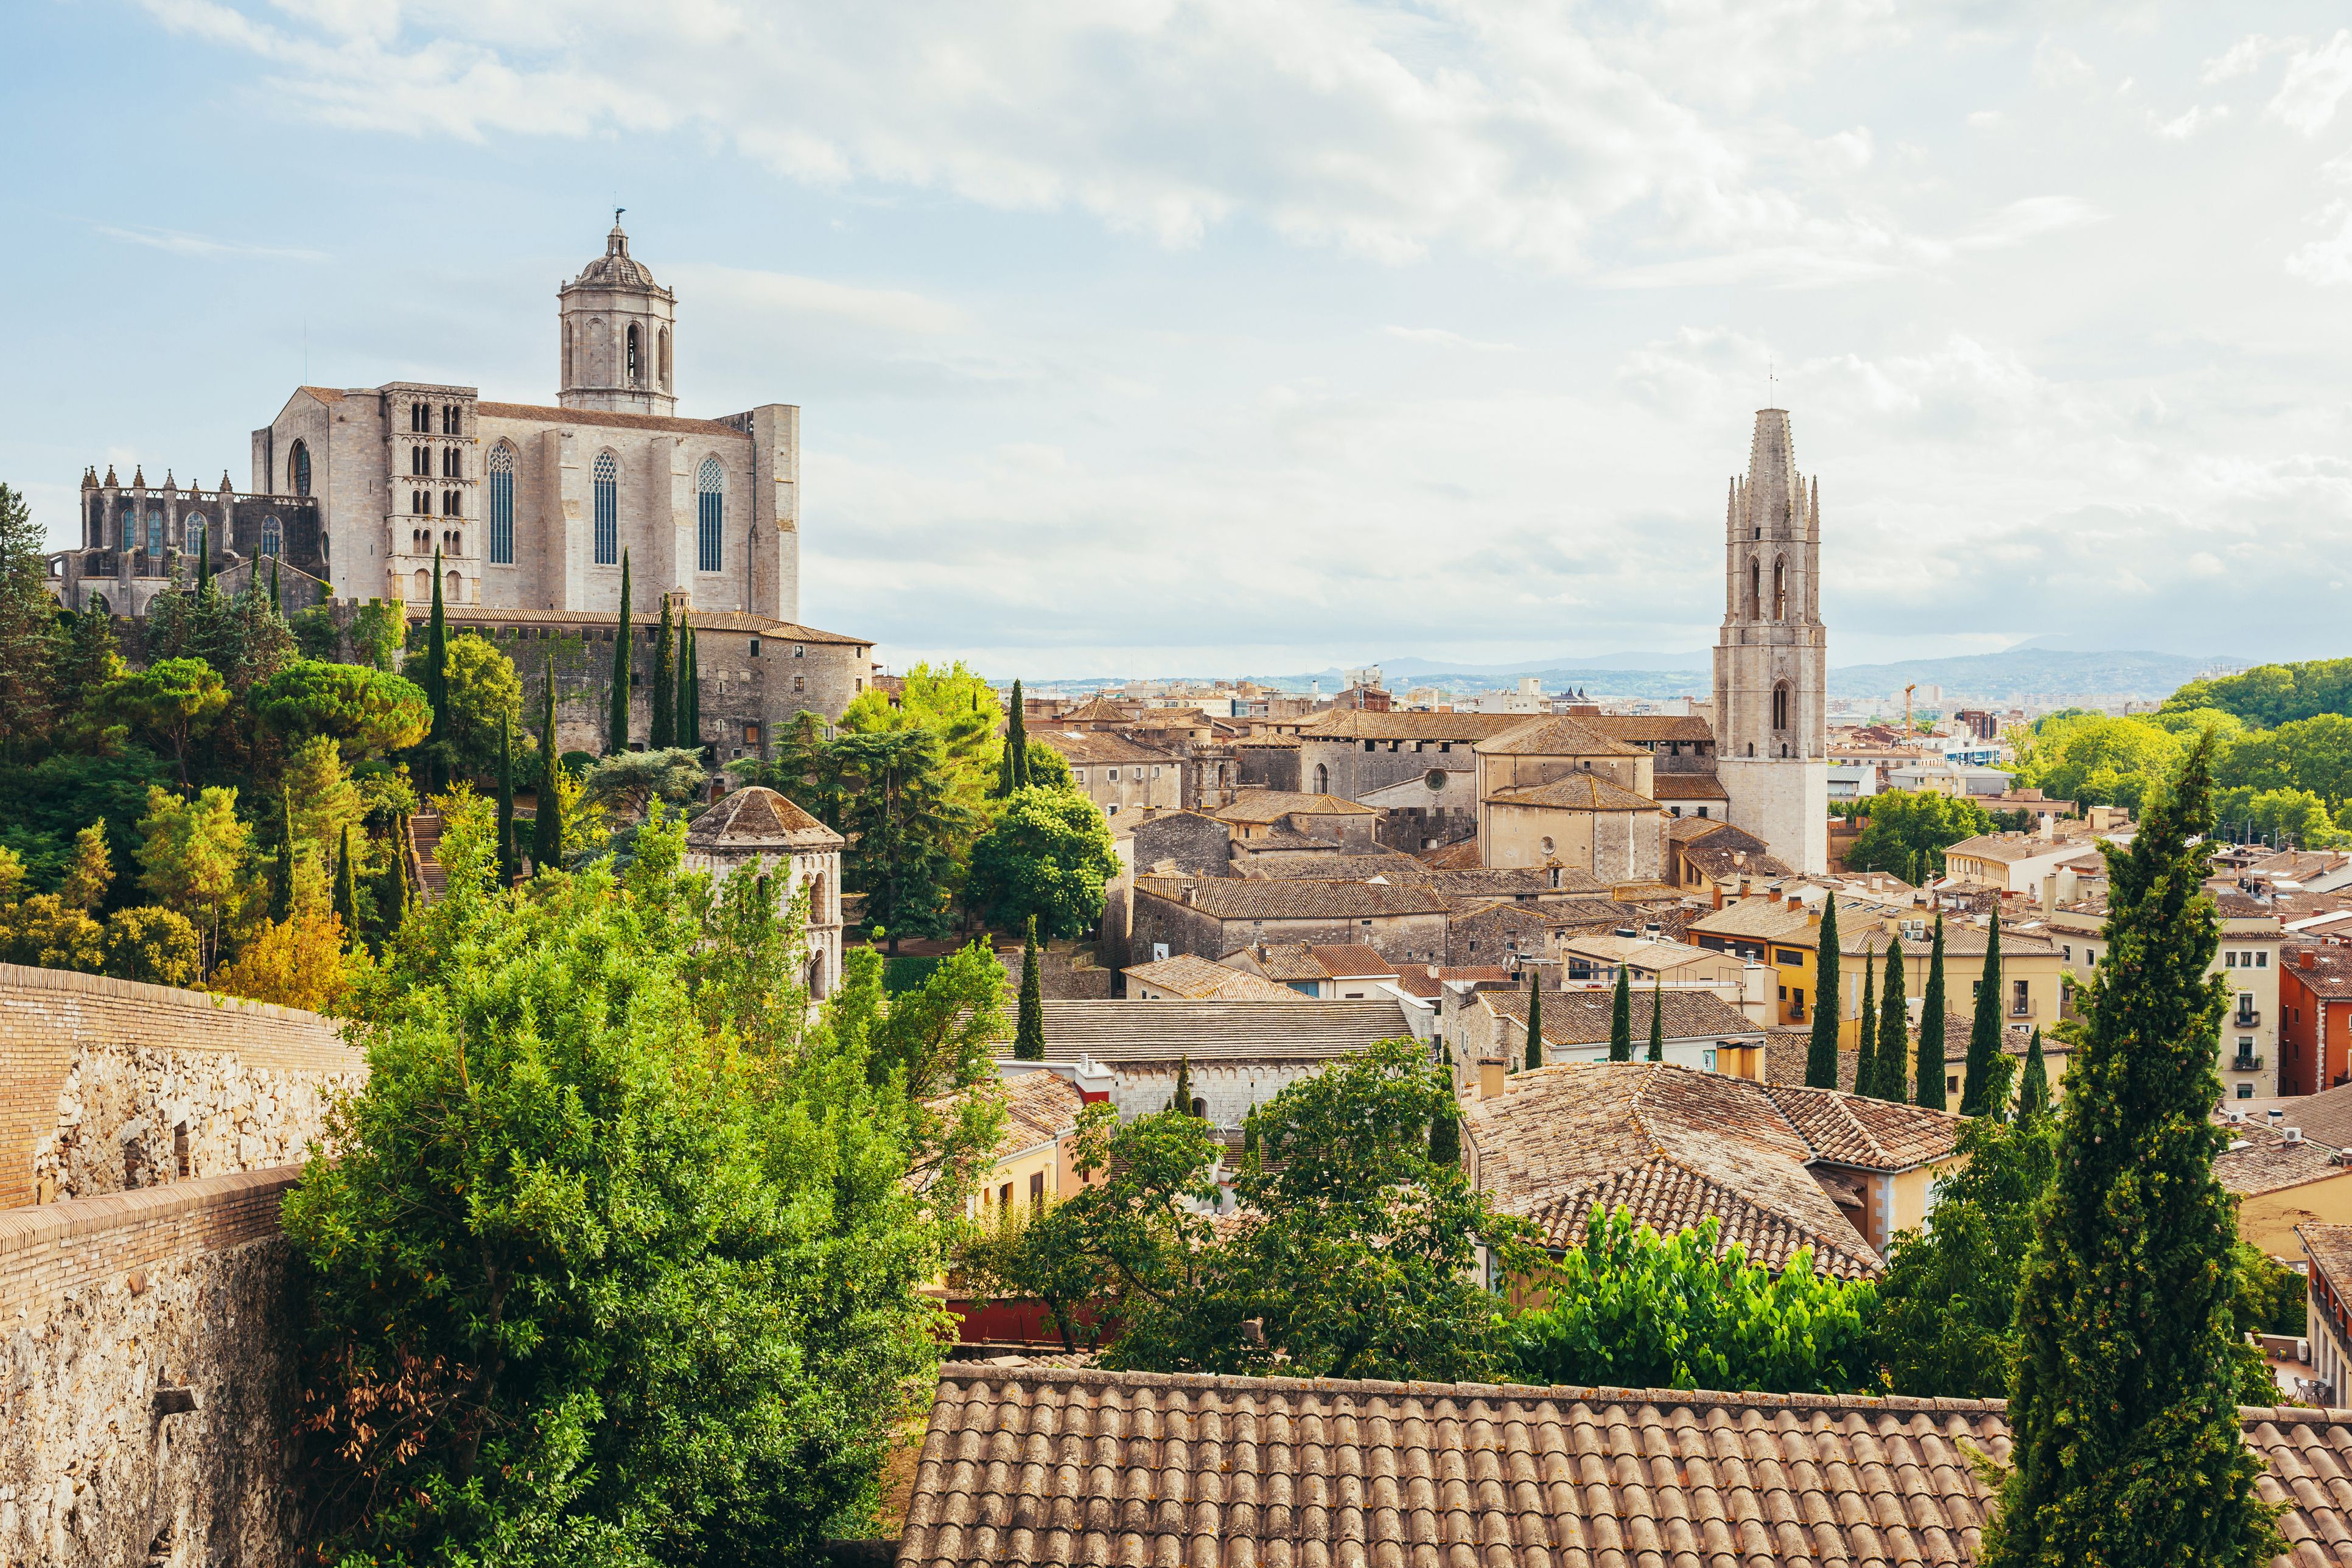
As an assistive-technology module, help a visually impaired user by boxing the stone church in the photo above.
[49,220,876,754]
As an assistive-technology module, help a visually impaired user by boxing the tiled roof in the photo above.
[2216,1122,2348,1198]
[1293,710,1525,742]
[295,384,348,403]
[1944,832,2076,864]
[1230,851,1429,881]
[1120,954,1306,1002]
[2284,942,2352,999]
[994,1070,1083,1158]
[1221,942,1332,983]
[1650,773,1731,800]
[1667,814,1740,843]
[1687,899,1819,943]
[1485,774,1661,812]
[999,999,1412,1063]
[1054,695,1141,723]
[441,604,870,643]
[684,785,843,851]
[901,1364,2352,1568]
[1307,943,1397,978]
[2230,1086,2352,1151]
[2304,1222,2352,1306]
[1135,877,1451,921]
[1035,731,1179,765]
[1482,987,1763,1050]
[1227,826,1342,854]
[1681,842,1799,883]
[1578,714,1715,744]
[475,399,750,437]
[1211,791,1379,823]
[1843,924,2056,959]
[1475,715,1642,758]
[1418,838,1484,870]
[1525,1156,1883,1280]
[1764,1082,1969,1171]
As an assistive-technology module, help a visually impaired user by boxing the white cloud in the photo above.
[2147,103,2228,140]
[1950,195,2101,251]
[93,223,327,262]
[2269,30,2352,135]
[2203,33,2297,84]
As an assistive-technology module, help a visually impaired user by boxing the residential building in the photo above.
[1292,709,1522,801]
[1357,768,1478,852]
[2214,1118,2352,1258]
[1118,954,1306,1002]
[1473,715,1665,881]
[2282,942,2352,1094]
[1451,988,1766,1079]
[1206,790,1379,849]
[2305,1222,2352,1404]
[1941,831,2103,894]
[2045,898,2282,1099]
[1130,876,1451,967]
[1031,730,1181,821]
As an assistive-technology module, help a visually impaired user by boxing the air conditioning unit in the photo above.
[2286,1127,2305,1144]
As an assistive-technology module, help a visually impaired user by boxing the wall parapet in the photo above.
[0,1166,300,1299]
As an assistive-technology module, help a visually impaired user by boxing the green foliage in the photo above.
[1015,916,1045,1060]
[1915,915,1948,1111]
[1961,913,2003,1115]
[1846,789,1993,878]
[2167,657,2352,729]
[532,654,563,875]
[1854,948,1877,1100]
[608,553,632,755]
[136,783,250,971]
[0,484,55,757]
[1527,976,1545,1069]
[105,656,230,785]
[0,744,174,902]
[844,727,978,951]
[880,954,943,995]
[1646,978,1664,1062]
[287,800,1006,1565]
[676,623,699,754]
[1507,1208,1880,1395]
[1981,733,2283,1568]
[579,747,707,821]
[2236,1245,2308,1338]
[2214,783,2342,849]
[1022,740,1073,791]
[349,600,406,672]
[100,905,201,987]
[995,678,1029,797]
[429,632,527,785]
[1606,963,1631,1062]
[1807,894,1841,1089]
[1430,1048,1461,1167]
[650,598,676,751]
[250,659,432,760]
[287,604,342,661]
[1875,936,1908,1101]
[965,783,1117,941]
[334,822,360,940]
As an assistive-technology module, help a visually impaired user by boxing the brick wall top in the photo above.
[0,1166,301,1314]
[0,960,335,1029]
[0,961,365,1076]
[0,1166,300,1261]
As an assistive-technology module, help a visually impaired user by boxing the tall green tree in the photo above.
[1015,915,1046,1061]
[649,597,676,751]
[1961,911,2004,1115]
[1847,790,1994,880]
[965,782,1118,942]
[607,550,632,755]
[106,657,231,787]
[676,623,698,755]
[1807,894,1842,1088]
[1916,914,1949,1111]
[376,814,410,945]
[1429,1048,1461,1167]
[422,545,449,790]
[0,484,54,757]
[495,722,518,887]
[1647,977,1665,1061]
[1170,1054,1194,1116]
[2019,1026,2051,1119]
[531,653,563,874]
[1600,963,1627,1061]
[999,679,1030,795]
[251,660,431,761]
[1981,734,2282,1568]
[1853,947,1878,1098]
[271,790,296,922]
[1875,935,1909,1101]
[332,821,359,940]
[843,727,980,953]
[1525,975,1544,1069]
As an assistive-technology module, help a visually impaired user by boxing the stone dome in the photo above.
[572,220,662,292]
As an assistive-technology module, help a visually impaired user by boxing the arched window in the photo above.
[412,568,430,601]
[1312,763,1330,794]
[1772,681,1791,732]
[1773,558,1788,620]
[410,445,427,476]
[442,489,459,517]
[593,452,618,564]
[145,511,163,555]
[412,491,429,516]
[659,326,671,390]
[260,516,281,558]
[563,321,575,387]
[289,441,311,497]
[447,569,463,603]
[1746,558,1760,620]
[696,457,723,572]
[487,443,516,564]
[627,323,641,385]
[185,513,206,561]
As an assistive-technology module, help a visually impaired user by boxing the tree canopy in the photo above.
[964,783,1120,940]
[250,659,432,759]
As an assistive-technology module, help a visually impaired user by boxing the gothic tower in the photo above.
[1712,407,1829,873]
[558,216,678,417]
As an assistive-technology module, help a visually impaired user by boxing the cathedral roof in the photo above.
[567,221,668,293]
[684,786,842,853]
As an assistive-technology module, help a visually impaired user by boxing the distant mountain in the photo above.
[1825,649,2239,702]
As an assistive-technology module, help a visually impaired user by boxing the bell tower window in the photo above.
[1773,558,1788,621]
[593,452,619,565]
[1772,681,1790,732]
[1746,558,1760,620]
[627,323,641,385]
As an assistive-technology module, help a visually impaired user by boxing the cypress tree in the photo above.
[271,791,295,922]
[607,551,632,755]
[1982,734,2280,1568]
[381,814,411,939]
[1429,1049,1461,1166]
[676,623,698,755]
[1004,680,1031,793]
[1915,912,1949,1111]
[1646,976,1664,1062]
[1171,1053,1194,1115]
[1015,915,1046,1061]
[1242,1105,1260,1158]
[1805,894,1842,1088]
[1961,911,2005,1115]
[425,545,448,790]
[197,525,211,593]
[268,556,281,614]
[2019,1026,2051,1121]
[532,653,563,873]
[1607,962,1632,1062]
[649,597,676,750]
[1876,934,1909,1101]
[1525,974,1545,1070]
[1854,947,1878,1098]
[332,822,359,941]
[495,721,517,887]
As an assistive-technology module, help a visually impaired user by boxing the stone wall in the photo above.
[0,1169,304,1567]
[0,965,365,1208]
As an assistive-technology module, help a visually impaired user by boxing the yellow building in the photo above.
[1685,894,1824,1029]
[2219,1120,2352,1258]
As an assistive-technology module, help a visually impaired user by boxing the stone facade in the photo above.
[1129,811,1235,878]
[1129,880,1451,968]
[1293,712,1520,802]
[50,470,327,619]
[681,787,846,1001]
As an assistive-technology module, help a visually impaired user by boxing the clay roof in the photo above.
[2305,1222,2352,1304]
[1210,791,1379,823]
[1227,825,1342,854]
[1475,715,1642,757]
[1427,866,1612,898]
[2216,1121,2348,1197]
[1220,942,1330,983]
[1236,851,1441,882]
[2231,1086,2352,1151]
[1035,731,1178,766]
[295,385,347,404]
[1944,832,2077,864]
[1687,899,1819,943]
[997,999,1412,1064]
[441,604,869,644]
[1650,773,1731,800]
[1119,955,1307,1002]
[1053,695,1141,723]
[1578,714,1715,744]
[901,1364,2352,1568]
[1293,710,1524,742]
[1133,877,1450,921]
[1843,924,2057,960]
[1483,774,1660,812]
[1418,838,1483,869]
[474,400,744,438]
[1481,988,1763,1051]
[2283,942,2352,999]
[1306,943,1398,978]
[1681,842,1799,883]
[1667,814,1739,843]
[683,785,842,852]
[994,1071,1083,1158]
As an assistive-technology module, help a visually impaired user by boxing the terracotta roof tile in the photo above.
[1120,954,1307,1001]
[475,398,749,437]
[2217,1122,2348,1197]
[1483,774,1661,812]
[2303,1222,2352,1306]
[1650,773,1731,800]
[1578,715,1716,744]
[1294,710,1527,742]
[1034,731,1181,765]
[1474,715,1643,757]
[1483,988,1762,1051]
[1307,943,1397,978]
[1135,876,1451,920]
[1210,790,1379,823]
[684,785,843,850]
[904,1367,2352,1568]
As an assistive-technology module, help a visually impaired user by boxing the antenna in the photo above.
[1767,359,1777,407]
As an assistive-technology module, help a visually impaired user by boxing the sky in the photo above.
[6,1,2352,680]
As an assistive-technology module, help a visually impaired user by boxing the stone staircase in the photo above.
[407,812,447,903]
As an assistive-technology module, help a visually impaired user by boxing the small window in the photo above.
[1107,768,1119,781]
[2258,951,2269,967]
[2227,952,2238,968]
[749,639,760,657]
[793,676,805,693]
[743,723,761,745]
[795,643,805,658]
[2237,1083,2255,1099]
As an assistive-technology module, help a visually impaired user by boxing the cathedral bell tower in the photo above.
[558,215,678,417]
[1711,408,1830,874]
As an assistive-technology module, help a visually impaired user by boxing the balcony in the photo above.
[2235,1009,2262,1028]
[2231,1053,2266,1073]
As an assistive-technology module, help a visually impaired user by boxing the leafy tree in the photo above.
[1853,947,1877,1097]
[271,791,296,922]
[46,603,125,751]
[349,598,405,672]
[334,822,360,941]
[2214,783,2340,849]
[58,822,112,912]
[1961,911,2004,1115]
[1430,1047,1461,1167]
[1981,733,2283,1568]
[433,633,527,785]
[227,572,297,694]
[1507,1208,1880,1395]
[956,1195,1107,1353]
[2217,713,2352,808]
[608,550,632,754]
[100,905,201,987]
[1023,740,1074,791]
[0,483,55,756]
[210,912,357,1013]
[2236,1244,2308,1337]
[136,783,250,970]
[0,745,175,900]
[579,747,707,821]
[735,712,854,830]
[1846,789,1994,878]
[1916,914,1948,1111]
[531,652,562,874]
[1169,1054,1193,1115]
[1875,1055,2055,1398]
[285,735,366,886]
[650,597,676,751]
[1807,894,1841,1088]
[1015,915,1045,1060]
[1875,934,1908,1101]
[107,657,230,786]
[250,659,431,761]
[0,844,105,972]
[375,816,408,945]
[288,603,342,661]
[965,785,1116,943]
[1527,974,1545,1069]
[2167,656,2352,728]
[1646,978,1664,1061]
[1606,963,1631,1062]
